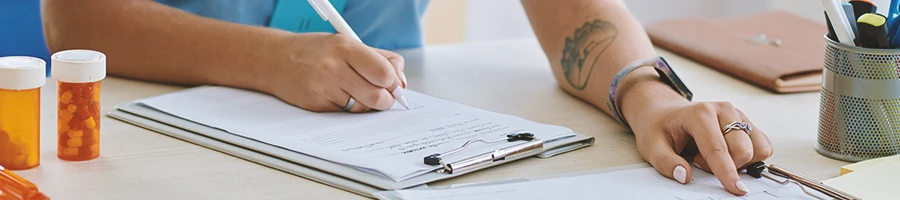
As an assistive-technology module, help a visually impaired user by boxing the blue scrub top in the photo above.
[155,0,429,50]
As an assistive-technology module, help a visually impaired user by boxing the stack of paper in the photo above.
[839,154,900,175]
[376,167,824,200]
[825,160,900,200]
[137,86,576,182]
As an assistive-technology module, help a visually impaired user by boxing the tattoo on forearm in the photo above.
[561,20,618,90]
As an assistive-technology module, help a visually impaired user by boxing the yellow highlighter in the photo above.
[856,13,890,48]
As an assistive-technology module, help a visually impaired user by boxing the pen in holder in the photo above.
[817,36,900,162]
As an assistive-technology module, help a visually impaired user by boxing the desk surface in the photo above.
[15,38,848,200]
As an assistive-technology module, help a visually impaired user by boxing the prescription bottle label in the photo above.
[0,88,41,170]
[57,81,101,161]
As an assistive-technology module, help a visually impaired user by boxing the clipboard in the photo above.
[373,163,852,200]
[107,101,595,198]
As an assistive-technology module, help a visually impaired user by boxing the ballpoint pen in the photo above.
[306,0,411,110]
[823,0,857,45]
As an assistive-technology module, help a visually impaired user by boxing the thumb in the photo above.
[640,137,693,184]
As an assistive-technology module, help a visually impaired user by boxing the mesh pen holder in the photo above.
[817,37,900,162]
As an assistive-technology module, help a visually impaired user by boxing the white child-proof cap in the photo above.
[0,56,47,90]
[51,49,107,83]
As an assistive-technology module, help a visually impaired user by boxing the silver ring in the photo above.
[344,97,356,111]
[722,122,752,135]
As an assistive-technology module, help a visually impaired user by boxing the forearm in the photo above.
[522,0,675,116]
[42,0,292,91]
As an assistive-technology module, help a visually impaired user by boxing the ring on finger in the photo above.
[344,97,356,111]
[722,122,752,135]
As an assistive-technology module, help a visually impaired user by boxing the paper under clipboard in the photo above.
[107,86,594,198]
[374,164,832,200]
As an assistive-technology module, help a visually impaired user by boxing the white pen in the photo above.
[822,0,856,45]
[307,0,411,110]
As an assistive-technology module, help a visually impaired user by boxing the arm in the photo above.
[42,0,404,112]
[522,0,772,196]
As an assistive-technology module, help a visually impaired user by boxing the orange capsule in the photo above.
[61,147,78,157]
[58,134,70,146]
[66,104,76,113]
[82,86,93,99]
[71,96,85,106]
[71,85,83,97]
[82,134,96,147]
[69,118,85,130]
[59,91,73,104]
[88,101,99,113]
[66,138,82,148]
[83,117,96,129]
[59,82,70,91]
[68,130,83,138]
[74,107,90,120]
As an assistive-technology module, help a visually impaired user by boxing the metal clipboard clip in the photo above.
[746,162,861,200]
[423,133,543,174]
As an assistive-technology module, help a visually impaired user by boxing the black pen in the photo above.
[857,13,891,48]
[850,0,877,19]
[826,11,839,42]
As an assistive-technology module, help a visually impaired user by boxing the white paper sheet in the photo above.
[385,167,825,200]
[138,86,574,181]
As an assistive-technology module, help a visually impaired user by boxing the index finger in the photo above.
[345,45,402,90]
[373,48,407,88]
[687,118,748,196]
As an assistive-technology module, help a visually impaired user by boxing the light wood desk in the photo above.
[14,38,848,200]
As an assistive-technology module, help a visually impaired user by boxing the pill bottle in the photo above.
[0,56,46,170]
[51,50,106,161]
[0,165,49,200]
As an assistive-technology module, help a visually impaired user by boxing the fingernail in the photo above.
[735,181,749,193]
[673,165,687,184]
[400,72,408,88]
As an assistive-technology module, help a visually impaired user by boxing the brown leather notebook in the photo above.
[646,11,826,93]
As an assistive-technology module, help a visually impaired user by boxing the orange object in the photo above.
[0,57,46,170]
[51,50,106,161]
[55,82,101,161]
[0,165,49,200]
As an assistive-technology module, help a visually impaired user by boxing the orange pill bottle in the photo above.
[0,165,49,200]
[0,56,46,170]
[51,50,106,161]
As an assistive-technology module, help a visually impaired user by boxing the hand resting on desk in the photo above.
[523,0,773,196]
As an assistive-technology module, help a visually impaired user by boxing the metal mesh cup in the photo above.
[817,37,900,162]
